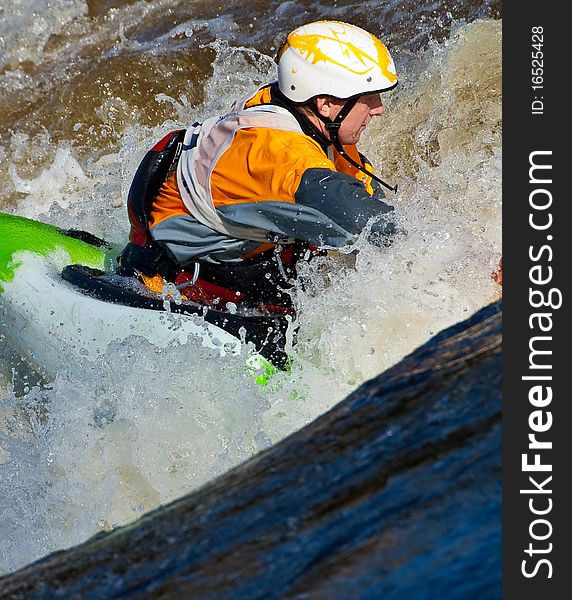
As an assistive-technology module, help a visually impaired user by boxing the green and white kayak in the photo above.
[0,212,287,383]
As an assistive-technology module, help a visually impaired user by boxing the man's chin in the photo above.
[340,133,362,145]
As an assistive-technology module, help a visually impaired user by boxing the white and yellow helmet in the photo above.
[277,20,398,103]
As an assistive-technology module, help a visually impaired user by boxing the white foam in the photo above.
[9,147,92,217]
[0,0,87,69]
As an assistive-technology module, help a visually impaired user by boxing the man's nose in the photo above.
[370,94,384,116]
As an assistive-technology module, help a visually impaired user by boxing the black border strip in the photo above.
[503,3,569,597]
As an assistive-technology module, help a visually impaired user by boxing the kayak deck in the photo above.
[61,264,292,369]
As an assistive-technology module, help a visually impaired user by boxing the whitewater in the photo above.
[0,0,501,575]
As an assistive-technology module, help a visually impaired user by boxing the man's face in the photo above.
[321,93,385,145]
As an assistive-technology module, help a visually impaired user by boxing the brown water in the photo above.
[1,0,499,186]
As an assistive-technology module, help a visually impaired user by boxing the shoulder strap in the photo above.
[177,107,302,242]
[127,130,186,246]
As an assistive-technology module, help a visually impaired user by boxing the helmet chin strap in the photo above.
[311,96,398,194]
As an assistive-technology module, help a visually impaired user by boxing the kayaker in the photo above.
[118,20,399,313]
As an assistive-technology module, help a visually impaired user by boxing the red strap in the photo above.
[174,271,294,314]
[127,204,148,246]
[174,271,244,305]
[151,129,184,152]
[256,304,295,315]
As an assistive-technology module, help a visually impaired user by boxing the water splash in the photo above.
[9,147,91,217]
